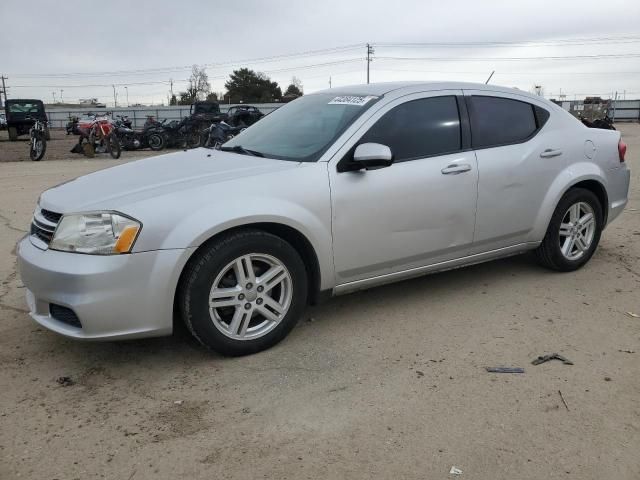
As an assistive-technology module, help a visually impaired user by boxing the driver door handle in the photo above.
[540,148,563,158]
[441,164,472,175]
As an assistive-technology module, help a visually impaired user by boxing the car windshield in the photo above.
[223,93,380,162]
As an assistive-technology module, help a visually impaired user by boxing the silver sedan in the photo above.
[17,82,630,355]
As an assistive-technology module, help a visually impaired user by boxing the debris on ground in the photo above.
[625,312,639,318]
[449,466,463,475]
[56,376,74,387]
[173,400,183,405]
[531,353,574,366]
[558,390,570,411]
[604,377,612,382]
[485,367,525,374]
[618,349,635,354]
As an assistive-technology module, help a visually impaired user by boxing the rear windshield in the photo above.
[194,103,220,114]
[8,102,43,114]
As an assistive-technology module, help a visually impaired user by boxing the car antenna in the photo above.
[485,70,495,84]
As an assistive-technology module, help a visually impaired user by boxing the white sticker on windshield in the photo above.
[328,95,377,106]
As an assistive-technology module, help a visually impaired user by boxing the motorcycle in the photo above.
[71,113,121,159]
[153,117,202,150]
[580,115,616,130]
[66,115,80,135]
[28,116,47,161]
[202,121,245,149]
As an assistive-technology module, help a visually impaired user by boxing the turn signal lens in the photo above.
[114,225,140,253]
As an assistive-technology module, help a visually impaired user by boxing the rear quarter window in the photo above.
[468,96,548,149]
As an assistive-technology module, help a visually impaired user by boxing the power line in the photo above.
[375,36,640,48]
[9,44,364,78]
[377,53,640,61]
[11,59,364,89]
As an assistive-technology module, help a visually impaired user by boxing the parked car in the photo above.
[226,105,264,127]
[4,99,50,141]
[17,82,630,356]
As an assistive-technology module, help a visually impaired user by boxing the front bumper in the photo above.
[17,236,194,340]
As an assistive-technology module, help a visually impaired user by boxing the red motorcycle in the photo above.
[73,113,121,159]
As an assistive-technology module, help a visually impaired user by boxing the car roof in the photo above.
[312,81,545,102]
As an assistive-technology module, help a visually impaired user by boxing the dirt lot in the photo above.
[0,128,161,162]
[0,125,639,480]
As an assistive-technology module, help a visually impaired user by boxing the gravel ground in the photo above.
[0,124,638,480]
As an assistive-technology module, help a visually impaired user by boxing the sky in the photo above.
[1,0,639,106]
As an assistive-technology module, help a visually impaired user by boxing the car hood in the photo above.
[40,148,300,213]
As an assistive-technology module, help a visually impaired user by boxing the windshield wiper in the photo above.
[219,145,264,157]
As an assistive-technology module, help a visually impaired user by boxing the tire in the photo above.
[187,130,202,148]
[148,133,164,151]
[535,188,603,272]
[8,127,18,141]
[30,137,46,161]
[44,127,51,141]
[107,134,121,159]
[178,230,308,356]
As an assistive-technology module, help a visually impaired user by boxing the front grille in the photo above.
[30,207,61,246]
[40,209,62,224]
[50,304,82,328]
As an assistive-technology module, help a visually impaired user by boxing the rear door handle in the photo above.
[540,148,563,158]
[441,163,472,175]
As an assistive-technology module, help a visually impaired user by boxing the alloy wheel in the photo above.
[209,253,293,340]
[558,201,596,261]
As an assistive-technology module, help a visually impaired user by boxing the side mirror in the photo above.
[352,143,393,170]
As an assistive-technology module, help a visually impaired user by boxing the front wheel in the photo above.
[178,230,308,356]
[535,188,603,271]
[30,136,46,161]
[106,133,121,159]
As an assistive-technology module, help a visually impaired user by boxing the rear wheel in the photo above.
[178,230,308,356]
[535,188,603,271]
[148,133,164,151]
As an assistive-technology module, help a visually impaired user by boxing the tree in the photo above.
[178,65,212,105]
[224,68,282,103]
[206,92,218,102]
[284,76,303,98]
[284,76,304,98]
[168,94,177,106]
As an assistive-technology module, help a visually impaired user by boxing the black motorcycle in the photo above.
[66,115,80,135]
[28,117,47,161]
[154,117,202,150]
[114,115,165,150]
[202,121,245,149]
[580,115,616,130]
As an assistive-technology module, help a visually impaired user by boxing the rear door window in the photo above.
[468,96,544,148]
[359,96,462,161]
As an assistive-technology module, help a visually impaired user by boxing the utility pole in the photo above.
[329,76,332,88]
[60,89,64,103]
[112,85,117,108]
[125,86,129,107]
[52,91,57,104]
[170,78,174,97]
[0,76,8,107]
[366,44,374,84]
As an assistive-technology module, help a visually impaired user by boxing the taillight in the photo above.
[618,139,627,162]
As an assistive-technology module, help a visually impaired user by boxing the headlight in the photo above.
[50,212,141,255]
